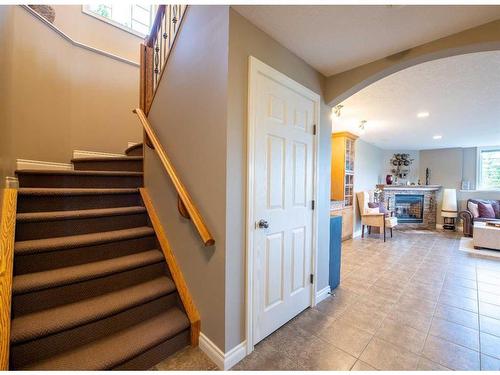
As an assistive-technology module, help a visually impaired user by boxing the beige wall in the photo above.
[227,8,332,351]
[419,147,500,225]
[0,6,14,183]
[0,6,13,221]
[51,5,143,64]
[145,5,230,351]
[1,6,141,176]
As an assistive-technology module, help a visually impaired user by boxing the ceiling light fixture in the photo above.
[359,120,367,131]
[433,135,442,140]
[417,111,430,118]
[333,104,343,118]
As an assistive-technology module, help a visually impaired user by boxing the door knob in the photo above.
[257,219,269,229]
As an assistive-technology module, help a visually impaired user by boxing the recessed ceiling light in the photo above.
[433,135,442,140]
[417,112,430,118]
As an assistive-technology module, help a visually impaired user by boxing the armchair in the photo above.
[356,191,397,242]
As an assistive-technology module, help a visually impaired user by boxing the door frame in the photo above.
[245,56,321,355]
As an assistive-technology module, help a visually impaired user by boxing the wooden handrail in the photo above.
[146,5,166,48]
[133,108,215,247]
[0,188,18,370]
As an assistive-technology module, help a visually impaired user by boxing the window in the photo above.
[82,4,155,37]
[477,147,500,190]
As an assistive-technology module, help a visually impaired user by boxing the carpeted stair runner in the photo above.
[10,142,191,370]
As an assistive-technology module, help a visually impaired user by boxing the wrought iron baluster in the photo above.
[158,15,163,79]
[169,5,175,48]
[143,4,186,108]
[154,39,160,89]
[162,11,168,73]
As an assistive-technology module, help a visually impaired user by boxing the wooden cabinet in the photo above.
[331,131,358,240]
[331,207,353,241]
[331,132,358,205]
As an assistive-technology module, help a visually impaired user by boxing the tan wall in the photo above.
[325,19,500,105]
[144,6,332,353]
[1,6,141,176]
[51,5,143,64]
[227,8,332,351]
[145,5,230,351]
[0,6,14,182]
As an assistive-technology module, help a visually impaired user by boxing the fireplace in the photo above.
[377,185,440,230]
[395,194,424,223]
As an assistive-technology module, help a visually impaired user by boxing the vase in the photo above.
[386,174,393,185]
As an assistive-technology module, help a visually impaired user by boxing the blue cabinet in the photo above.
[329,215,342,290]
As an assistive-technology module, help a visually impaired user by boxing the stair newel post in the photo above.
[0,189,18,370]
[140,43,154,116]
[140,42,155,149]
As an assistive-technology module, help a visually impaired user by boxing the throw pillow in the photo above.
[478,202,496,219]
[491,201,500,219]
[468,202,479,218]
[365,207,380,215]
[368,202,388,215]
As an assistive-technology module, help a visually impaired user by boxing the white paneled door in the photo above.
[248,57,319,345]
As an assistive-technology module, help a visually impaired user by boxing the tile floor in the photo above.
[156,229,500,371]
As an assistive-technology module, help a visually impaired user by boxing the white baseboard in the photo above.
[5,176,19,188]
[315,285,331,304]
[17,159,73,171]
[199,333,246,370]
[353,229,362,238]
[73,150,124,159]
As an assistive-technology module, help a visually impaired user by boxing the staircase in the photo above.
[10,144,192,370]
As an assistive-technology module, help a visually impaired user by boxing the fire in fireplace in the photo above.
[394,194,424,223]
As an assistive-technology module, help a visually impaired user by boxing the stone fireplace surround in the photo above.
[377,185,442,230]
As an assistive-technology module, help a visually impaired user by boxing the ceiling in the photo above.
[233,5,500,76]
[331,51,500,150]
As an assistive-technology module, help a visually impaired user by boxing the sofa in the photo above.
[459,199,500,237]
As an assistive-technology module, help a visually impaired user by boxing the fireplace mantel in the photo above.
[377,185,441,229]
[377,184,442,192]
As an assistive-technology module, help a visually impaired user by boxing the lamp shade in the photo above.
[441,188,458,218]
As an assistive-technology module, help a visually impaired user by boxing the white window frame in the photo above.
[82,5,154,38]
[476,146,500,191]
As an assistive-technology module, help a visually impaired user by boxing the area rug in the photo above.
[458,237,500,259]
